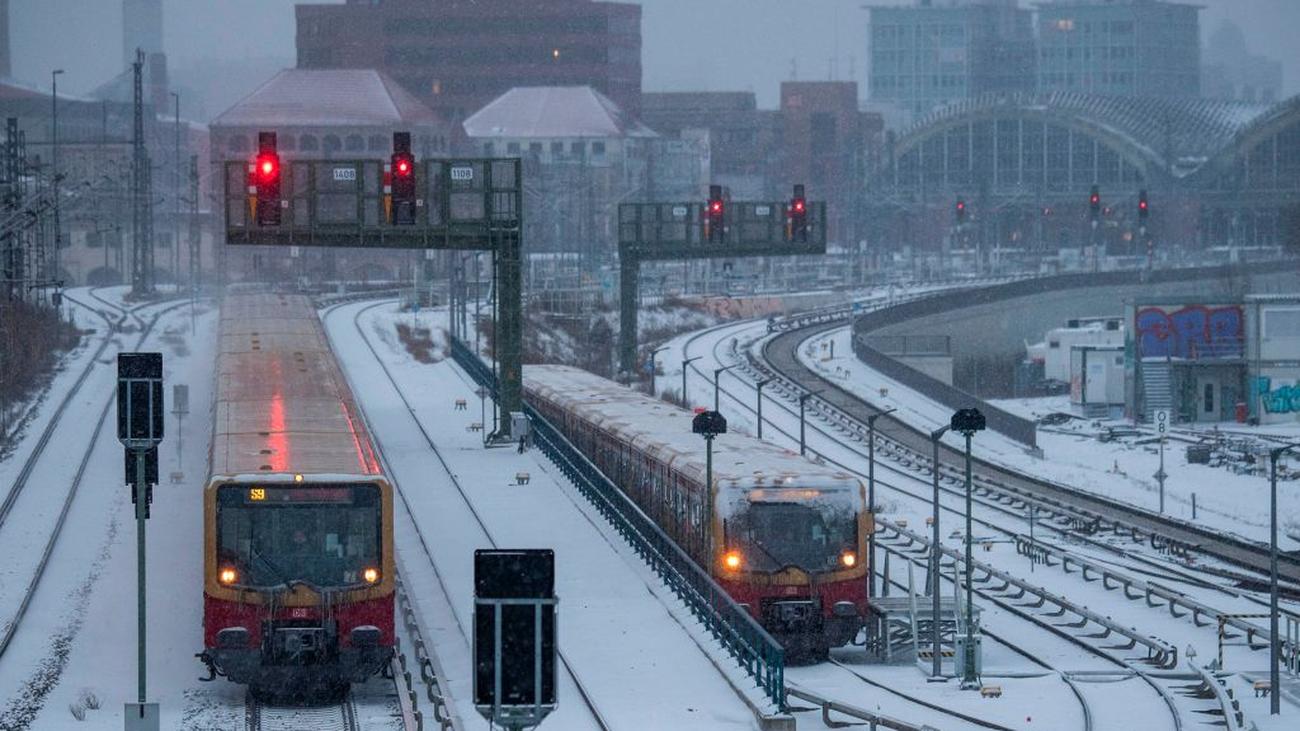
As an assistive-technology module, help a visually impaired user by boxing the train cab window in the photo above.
[726,502,857,572]
[216,483,382,589]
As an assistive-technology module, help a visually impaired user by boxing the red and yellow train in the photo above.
[525,364,870,658]
[198,294,394,697]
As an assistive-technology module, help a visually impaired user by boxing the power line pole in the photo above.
[172,92,180,290]
[131,49,154,298]
[188,154,199,332]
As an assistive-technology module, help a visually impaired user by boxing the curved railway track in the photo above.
[678,318,1261,730]
[324,300,611,731]
[761,315,1300,585]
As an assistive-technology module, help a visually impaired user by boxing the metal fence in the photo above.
[450,339,787,709]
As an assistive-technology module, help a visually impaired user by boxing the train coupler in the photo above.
[196,651,221,682]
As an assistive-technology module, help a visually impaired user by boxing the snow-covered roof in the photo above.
[523,364,863,518]
[211,69,440,129]
[463,86,656,139]
[899,91,1275,177]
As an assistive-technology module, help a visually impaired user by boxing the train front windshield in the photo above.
[728,502,857,572]
[217,484,381,589]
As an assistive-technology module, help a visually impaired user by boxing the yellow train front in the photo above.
[199,294,395,697]
[525,364,870,659]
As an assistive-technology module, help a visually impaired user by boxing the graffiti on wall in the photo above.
[1136,305,1244,359]
[1254,377,1300,414]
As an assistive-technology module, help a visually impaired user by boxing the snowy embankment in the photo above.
[801,326,1300,548]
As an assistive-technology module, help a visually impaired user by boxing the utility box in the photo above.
[510,412,531,444]
[955,634,983,676]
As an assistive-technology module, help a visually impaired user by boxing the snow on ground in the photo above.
[326,301,763,730]
[2,298,223,730]
[803,326,1300,549]
[664,315,1300,730]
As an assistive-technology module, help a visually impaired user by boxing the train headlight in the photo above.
[363,567,381,584]
[219,567,238,586]
[840,551,857,568]
[723,551,743,571]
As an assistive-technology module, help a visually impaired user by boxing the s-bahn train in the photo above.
[525,365,870,657]
[197,294,394,697]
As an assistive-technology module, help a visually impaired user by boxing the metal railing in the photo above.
[451,338,787,709]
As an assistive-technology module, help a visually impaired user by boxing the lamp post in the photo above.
[798,390,823,457]
[51,69,65,283]
[755,378,771,440]
[171,92,181,291]
[1268,443,1299,715]
[693,410,727,562]
[928,424,951,680]
[951,408,987,689]
[681,356,701,409]
[865,408,897,597]
[648,346,669,397]
[713,364,738,411]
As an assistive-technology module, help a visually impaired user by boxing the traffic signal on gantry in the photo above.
[252,131,281,226]
[389,132,416,225]
[788,184,808,242]
[705,184,725,242]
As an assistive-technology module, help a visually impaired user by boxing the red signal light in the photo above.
[710,200,723,215]
[793,199,806,214]
[257,156,277,179]
[396,158,411,176]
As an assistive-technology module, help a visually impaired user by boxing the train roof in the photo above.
[523,364,863,516]
[211,293,381,480]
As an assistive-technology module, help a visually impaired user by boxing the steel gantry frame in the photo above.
[617,199,827,375]
[223,156,525,438]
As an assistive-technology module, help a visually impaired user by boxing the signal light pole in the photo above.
[928,424,951,681]
[1268,443,1299,715]
[681,356,701,409]
[798,389,822,457]
[865,407,896,597]
[755,378,771,440]
[951,408,987,690]
[713,364,738,411]
[1088,185,1101,272]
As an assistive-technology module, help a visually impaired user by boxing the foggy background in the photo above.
[10,0,1300,119]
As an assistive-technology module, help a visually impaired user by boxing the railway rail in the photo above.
[325,300,611,731]
[675,316,1277,729]
[245,691,359,731]
[0,293,188,662]
[759,309,1300,585]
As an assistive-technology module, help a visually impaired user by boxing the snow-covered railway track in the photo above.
[245,692,358,731]
[682,322,1300,677]
[759,312,1300,586]
[0,295,187,662]
[327,300,611,731]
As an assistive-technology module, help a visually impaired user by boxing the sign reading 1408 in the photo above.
[450,166,474,181]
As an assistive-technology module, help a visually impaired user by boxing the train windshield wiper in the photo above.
[250,547,297,592]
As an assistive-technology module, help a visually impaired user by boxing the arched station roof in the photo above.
[888,92,1274,180]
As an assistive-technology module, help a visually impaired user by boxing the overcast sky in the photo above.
[11,0,1300,115]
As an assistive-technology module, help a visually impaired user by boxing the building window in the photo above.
[324,134,342,153]
[345,134,364,152]
[551,141,564,156]
[571,141,585,156]
[591,141,606,157]
[507,142,520,155]
[1203,383,1215,414]
[529,142,543,156]
[300,134,319,151]
[280,134,297,151]
[226,135,248,153]
[368,135,387,151]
